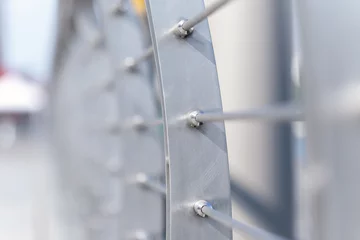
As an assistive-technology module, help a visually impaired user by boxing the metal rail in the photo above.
[181,0,234,31]
[109,104,302,131]
[195,106,302,123]
[189,105,302,127]
[194,200,288,240]
[136,173,166,195]
[124,0,235,70]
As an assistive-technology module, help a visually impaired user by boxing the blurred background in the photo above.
[0,1,60,239]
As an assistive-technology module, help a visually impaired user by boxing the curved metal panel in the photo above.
[145,1,232,239]
[95,0,164,238]
[53,33,90,240]
[52,1,120,240]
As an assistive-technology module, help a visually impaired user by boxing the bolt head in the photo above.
[123,57,138,72]
[187,110,202,128]
[135,172,149,185]
[110,3,127,15]
[128,230,153,240]
[193,200,212,217]
[174,19,194,38]
[129,115,147,131]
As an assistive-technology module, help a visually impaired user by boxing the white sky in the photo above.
[1,0,57,81]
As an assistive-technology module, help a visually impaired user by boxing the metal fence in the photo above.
[49,0,360,240]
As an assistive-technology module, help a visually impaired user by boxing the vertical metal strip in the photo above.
[53,32,90,240]
[145,0,232,239]
[52,1,119,240]
[95,0,164,239]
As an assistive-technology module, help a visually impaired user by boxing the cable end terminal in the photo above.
[187,110,203,128]
[173,19,194,38]
[193,200,212,217]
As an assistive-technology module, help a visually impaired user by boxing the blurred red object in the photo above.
[0,66,6,77]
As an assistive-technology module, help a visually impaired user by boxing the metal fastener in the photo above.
[193,200,213,217]
[131,115,148,131]
[187,110,203,128]
[110,2,127,15]
[127,230,153,240]
[173,19,194,38]
[135,172,149,185]
[123,57,138,72]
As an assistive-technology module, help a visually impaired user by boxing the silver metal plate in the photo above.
[95,0,164,238]
[145,0,232,239]
[52,1,121,239]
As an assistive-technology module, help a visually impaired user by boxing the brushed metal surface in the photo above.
[95,0,164,238]
[145,0,232,239]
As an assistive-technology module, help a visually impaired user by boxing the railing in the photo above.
[51,0,360,240]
